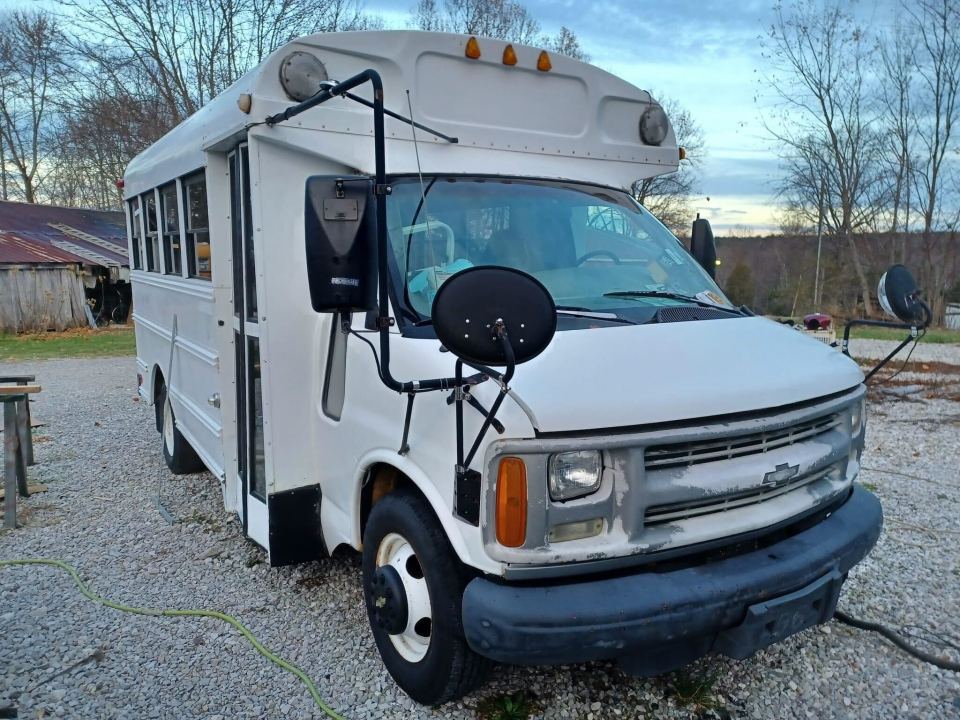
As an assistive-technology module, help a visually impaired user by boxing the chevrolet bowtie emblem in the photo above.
[763,462,800,487]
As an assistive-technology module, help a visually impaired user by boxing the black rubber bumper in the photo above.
[462,486,882,667]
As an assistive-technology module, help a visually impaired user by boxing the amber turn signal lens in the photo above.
[502,44,518,66]
[465,36,482,59]
[537,50,552,71]
[496,457,527,547]
[679,146,687,161]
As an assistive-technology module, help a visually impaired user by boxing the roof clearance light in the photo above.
[503,44,518,66]
[465,36,482,59]
[639,105,669,145]
[537,50,552,71]
[679,146,687,161]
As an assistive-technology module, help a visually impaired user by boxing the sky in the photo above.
[366,0,784,234]
[0,0,899,234]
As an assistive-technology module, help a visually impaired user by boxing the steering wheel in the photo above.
[576,250,622,265]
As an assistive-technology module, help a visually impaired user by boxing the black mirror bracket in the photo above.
[841,299,931,382]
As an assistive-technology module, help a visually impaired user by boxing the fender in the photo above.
[323,447,491,573]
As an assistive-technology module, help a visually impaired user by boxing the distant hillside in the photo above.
[714,232,959,323]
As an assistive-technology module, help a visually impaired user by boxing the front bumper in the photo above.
[462,486,882,671]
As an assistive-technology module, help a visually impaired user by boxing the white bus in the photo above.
[125,31,883,705]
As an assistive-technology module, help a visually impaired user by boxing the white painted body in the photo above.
[125,31,864,576]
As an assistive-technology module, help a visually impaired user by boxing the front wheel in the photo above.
[362,490,490,705]
[159,386,205,475]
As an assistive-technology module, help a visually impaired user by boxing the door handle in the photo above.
[208,393,221,408]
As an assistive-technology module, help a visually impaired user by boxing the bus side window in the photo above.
[183,171,212,281]
[128,197,143,270]
[160,182,182,276]
[144,192,159,272]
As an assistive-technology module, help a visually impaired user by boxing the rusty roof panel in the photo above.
[0,200,127,267]
[0,232,87,264]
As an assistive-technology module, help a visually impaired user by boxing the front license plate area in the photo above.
[714,569,844,660]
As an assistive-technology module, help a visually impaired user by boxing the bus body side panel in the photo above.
[251,131,534,574]
[131,271,224,478]
[207,152,240,515]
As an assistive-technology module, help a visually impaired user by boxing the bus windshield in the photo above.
[386,177,732,321]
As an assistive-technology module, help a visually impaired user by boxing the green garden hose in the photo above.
[0,558,345,720]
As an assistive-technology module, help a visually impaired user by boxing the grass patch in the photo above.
[669,670,722,711]
[861,481,879,492]
[845,326,960,344]
[476,691,536,720]
[0,326,135,361]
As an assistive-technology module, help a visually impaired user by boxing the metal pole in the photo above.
[4,400,19,529]
[0,132,7,201]
[814,177,825,308]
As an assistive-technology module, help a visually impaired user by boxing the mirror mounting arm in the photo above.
[841,298,931,381]
[270,68,462,396]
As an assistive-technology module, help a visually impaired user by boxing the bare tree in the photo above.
[0,10,69,203]
[545,26,588,61]
[879,22,917,271]
[903,0,960,322]
[634,97,705,234]
[412,0,540,43]
[60,0,379,123]
[762,1,885,315]
[47,73,174,209]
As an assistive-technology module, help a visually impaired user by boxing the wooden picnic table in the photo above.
[2,378,41,529]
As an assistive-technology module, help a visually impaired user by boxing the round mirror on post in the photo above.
[877,264,927,325]
[431,266,557,366]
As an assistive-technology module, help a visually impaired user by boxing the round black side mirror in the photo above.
[431,266,556,366]
[877,264,927,325]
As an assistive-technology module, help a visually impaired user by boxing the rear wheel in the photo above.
[158,385,204,475]
[362,490,490,705]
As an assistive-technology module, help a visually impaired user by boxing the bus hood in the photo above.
[506,316,863,433]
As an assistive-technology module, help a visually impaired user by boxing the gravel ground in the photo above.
[848,337,960,365]
[1,350,959,719]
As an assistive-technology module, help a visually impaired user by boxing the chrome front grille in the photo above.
[643,412,841,471]
[644,465,838,526]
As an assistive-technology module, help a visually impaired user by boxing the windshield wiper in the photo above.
[555,306,638,325]
[602,291,743,314]
[415,307,638,327]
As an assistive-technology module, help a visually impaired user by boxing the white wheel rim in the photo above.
[162,395,174,452]
[376,532,432,663]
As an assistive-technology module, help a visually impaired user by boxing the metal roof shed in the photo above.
[0,201,128,332]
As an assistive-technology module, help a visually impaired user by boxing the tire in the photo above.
[159,385,205,475]
[362,490,491,705]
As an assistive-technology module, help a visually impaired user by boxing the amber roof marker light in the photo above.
[537,50,552,71]
[465,36,482,59]
[502,44,518,66]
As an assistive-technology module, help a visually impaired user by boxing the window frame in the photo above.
[182,170,211,281]
[127,196,144,270]
[159,181,183,276]
[143,190,160,273]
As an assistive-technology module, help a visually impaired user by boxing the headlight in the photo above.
[639,105,669,145]
[549,450,602,501]
[851,397,866,435]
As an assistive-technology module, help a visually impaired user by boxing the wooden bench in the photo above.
[1,375,36,465]
[1,380,41,529]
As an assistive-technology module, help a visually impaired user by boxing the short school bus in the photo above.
[124,30,881,704]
